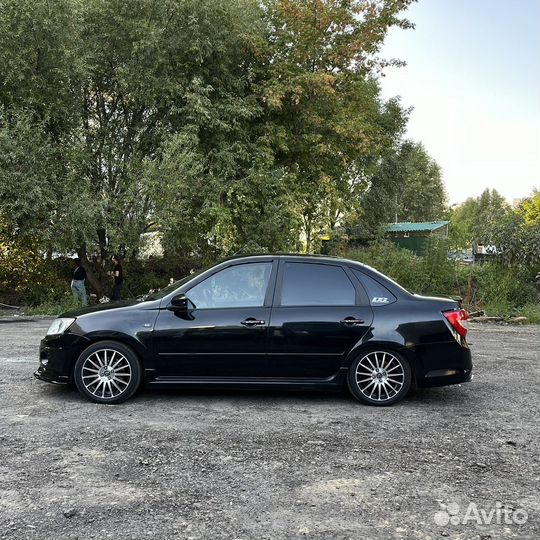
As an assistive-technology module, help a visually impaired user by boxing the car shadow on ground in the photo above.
[404,385,476,406]
[33,378,475,408]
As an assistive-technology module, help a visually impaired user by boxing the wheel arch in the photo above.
[342,340,421,388]
[70,332,151,375]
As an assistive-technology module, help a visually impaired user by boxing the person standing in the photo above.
[71,258,88,306]
[110,255,124,301]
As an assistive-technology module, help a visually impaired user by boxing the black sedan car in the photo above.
[35,255,472,406]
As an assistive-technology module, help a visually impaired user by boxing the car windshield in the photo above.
[144,268,206,301]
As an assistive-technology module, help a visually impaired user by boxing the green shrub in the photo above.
[473,263,537,314]
[517,303,539,324]
[342,239,467,298]
[7,234,539,324]
[24,292,82,316]
[122,255,207,298]
[0,225,69,306]
[337,239,539,322]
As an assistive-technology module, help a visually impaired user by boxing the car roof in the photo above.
[223,253,366,266]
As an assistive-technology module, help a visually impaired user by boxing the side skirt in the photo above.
[145,368,347,392]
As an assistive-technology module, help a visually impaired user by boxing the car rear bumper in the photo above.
[422,365,473,387]
[414,341,473,388]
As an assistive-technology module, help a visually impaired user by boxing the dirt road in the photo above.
[0,318,538,539]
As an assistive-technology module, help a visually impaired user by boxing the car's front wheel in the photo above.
[347,349,411,406]
[74,341,141,404]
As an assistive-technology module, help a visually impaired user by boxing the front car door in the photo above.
[153,260,277,378]
[267,260,373,378]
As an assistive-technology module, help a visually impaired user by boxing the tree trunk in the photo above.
[97,228,108,263]
[304,216,312,253]
[77,247,103,298]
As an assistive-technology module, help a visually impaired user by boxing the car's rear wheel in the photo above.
[74,341,141,404]
[347,349,411,406]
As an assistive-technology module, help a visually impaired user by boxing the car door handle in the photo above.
[241,318,266,327]
[340,317,364,326]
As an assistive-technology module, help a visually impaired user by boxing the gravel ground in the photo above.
[0,317,538,540]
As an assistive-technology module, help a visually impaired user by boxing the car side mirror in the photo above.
[169,293,192,312]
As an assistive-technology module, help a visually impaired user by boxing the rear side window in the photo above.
[280,262,356,306]
[352,270,396,306]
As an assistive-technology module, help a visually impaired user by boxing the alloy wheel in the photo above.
[81,348,132,400]
[355,351,405,402]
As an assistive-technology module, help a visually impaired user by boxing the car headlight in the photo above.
[46,318,76,336]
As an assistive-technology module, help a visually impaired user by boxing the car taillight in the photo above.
[443,309,469,337]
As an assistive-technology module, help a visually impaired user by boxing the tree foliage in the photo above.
[259,0,413,249]
[359,140,447,230]
[0,0,267,291]
[0,0,455,295]
[448,188,510,249]
[492,190,540,267]
[449,188,540,267]
[520,189,540,226]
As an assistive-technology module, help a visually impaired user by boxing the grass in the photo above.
[480,300,539,324]
[514,303,540,324]
[23,294,82,317]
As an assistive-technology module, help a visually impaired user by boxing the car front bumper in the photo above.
[34,367,70,385]
[34,334,90,385]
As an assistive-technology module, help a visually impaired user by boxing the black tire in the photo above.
[73,341,142,404]
[347,349,411,406]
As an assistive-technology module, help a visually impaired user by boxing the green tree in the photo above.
[140,0,415,254]
[360,140,447,230]
[492,190,540,267]
[520,188,540,226]
[0,111,64,237]
[395,141,447,221]
[449,188,510,249]
[0,0,417,298]
[0,0,265,292]
[258,0,413,250]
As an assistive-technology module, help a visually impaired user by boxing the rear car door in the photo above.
[266,260,373,378]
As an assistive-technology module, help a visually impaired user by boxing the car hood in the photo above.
[60,299,158,318]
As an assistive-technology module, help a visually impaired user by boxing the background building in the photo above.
[385,221,449,254]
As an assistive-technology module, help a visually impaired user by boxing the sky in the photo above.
[378,0,540,205]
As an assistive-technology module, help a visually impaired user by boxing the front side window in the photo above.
[187,263,272,309]
[280,262,356,306]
